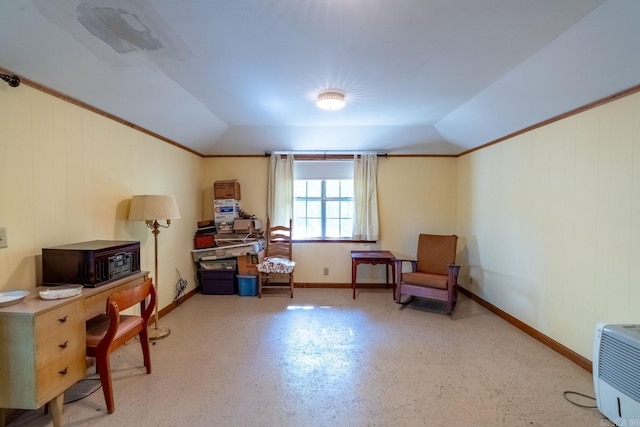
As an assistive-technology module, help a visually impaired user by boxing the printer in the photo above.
[233,218,263,234]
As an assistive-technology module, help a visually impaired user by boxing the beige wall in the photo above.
[457,92,640,359]
[201,156,458,284]
[0,84,202,312]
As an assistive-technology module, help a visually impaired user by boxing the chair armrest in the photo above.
[393,258,418,272]
[448,264,461,282]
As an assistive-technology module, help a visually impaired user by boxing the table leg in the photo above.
[391,261,396,301]
[385,264,390,289]
[351,259,357,299]
[50,393,64,427]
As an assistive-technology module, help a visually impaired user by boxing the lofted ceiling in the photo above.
[1,1,639,156]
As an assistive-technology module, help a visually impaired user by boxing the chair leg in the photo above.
[289,274,294,298]
[96,353,115,414]
[446,301,454,314]
[258,272,262,298]
[139,329,152,374]
[396,294,413,305]
[447,287,458,314]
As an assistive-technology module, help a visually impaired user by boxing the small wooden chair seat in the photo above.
[86,315,146,347]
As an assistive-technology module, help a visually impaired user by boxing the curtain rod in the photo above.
[264,152,388,159]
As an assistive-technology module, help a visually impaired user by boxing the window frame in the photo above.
[293,179,354,241]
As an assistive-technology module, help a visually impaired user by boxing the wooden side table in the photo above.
[351,250,396,299]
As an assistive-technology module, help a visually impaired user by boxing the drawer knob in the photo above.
[57,315,68,323]
[58,367,68,375]
[58,341,69,349]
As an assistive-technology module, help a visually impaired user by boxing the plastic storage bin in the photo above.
[237,275,258,296]
[200,269,235,295]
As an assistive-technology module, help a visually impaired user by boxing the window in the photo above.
[294,179,353,239]
[292,160,354,240]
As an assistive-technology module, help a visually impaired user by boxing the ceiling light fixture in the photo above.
[317,91,345,110]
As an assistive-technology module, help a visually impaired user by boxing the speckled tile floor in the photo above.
[9,289,607,426]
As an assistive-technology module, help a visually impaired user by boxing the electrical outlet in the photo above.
[0,228,7,248]
[323,267,329,276]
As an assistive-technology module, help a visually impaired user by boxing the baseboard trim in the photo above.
[157,287,199,321]
[457,286,592,373]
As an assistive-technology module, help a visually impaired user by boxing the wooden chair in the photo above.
[394,234,460,314]
[257,219,295,298]
[85,278,156,413]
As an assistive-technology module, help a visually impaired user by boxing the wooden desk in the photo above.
[0,271,148,427]
[351,250,395,299]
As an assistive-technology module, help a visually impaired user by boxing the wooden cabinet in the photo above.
[0,272,147,426]
[0,299,85,410]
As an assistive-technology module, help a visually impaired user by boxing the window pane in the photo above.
[341,219,353,237]
[294,200,306,217]
[307,201,321,218]
[326,219,340,237]
[307,180,322,197]
[341,201,353,218]
[294,180,307,197]
[326,201,341,218]
[341,180,354,197]
[308,218,322,238]
[293,218,306,239]
[326,180,340,197]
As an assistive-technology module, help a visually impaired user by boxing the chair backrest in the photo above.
[416,234,458,275]
[96,278,155,351]
[265,219,292,260]
[106,278,156,324]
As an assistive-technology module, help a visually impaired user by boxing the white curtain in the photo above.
[352,153,379,240]
[267,153,294,227]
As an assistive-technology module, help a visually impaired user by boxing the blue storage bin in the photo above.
[237,275,258,296]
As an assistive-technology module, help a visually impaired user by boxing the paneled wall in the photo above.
[457,92,640,359]
[0,84,202,311]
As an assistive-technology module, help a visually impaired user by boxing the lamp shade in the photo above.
[129,195,181,221]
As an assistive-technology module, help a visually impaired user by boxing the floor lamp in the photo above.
[129,195,181,340]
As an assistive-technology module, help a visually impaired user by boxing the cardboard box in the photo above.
[237,249,265,276]
[214,199,239,223]
[214,180,241,200]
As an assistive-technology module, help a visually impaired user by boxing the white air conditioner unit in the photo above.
[593,323,640,426]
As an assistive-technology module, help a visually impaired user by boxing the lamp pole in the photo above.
[147,219,171,340]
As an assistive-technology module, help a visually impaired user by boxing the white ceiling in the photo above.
[1,1,639,156]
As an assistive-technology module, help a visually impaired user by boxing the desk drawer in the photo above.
[36,327,84,369]
[35,301,83,336]
[35,301,84,370]
[36,353,85,405]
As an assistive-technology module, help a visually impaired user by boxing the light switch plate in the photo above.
[0,228,7,248]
